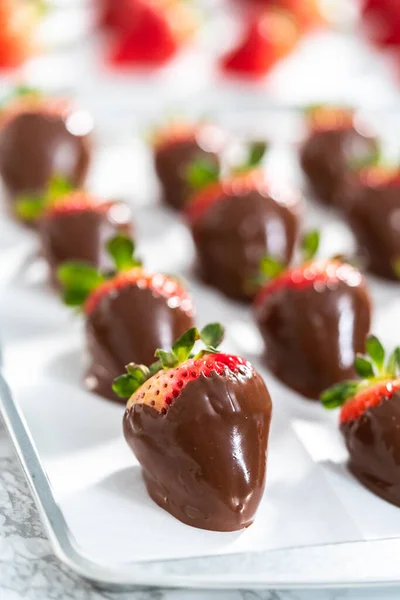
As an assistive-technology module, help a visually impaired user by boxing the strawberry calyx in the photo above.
[321,335,400,423]
[113,322,226,400]
[185,142,268,223]
[57,234,143,308]
[252,229,320,300]
[15,175,74,222]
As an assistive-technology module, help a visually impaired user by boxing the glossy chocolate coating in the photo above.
[85,286,194,402]
[300,127,377,206]
[256,280,371,399]
[154,137,220,211]
[341,391,400,507]
[39,203,132,288]
[0,111,91,208]
[342,179,400,280]
[123,368,272,531]
[191,190,300,301]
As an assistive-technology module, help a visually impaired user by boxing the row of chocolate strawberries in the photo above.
[2,89,400,526]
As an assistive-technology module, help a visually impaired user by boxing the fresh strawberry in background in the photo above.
[115,323,272,531]
[322,335,400,508]
[152,120,223,211]
[35,189,133,288]
[221,8,299,79]
[254,231,372,399]
[361,0,400,48]
[185,142,300,301]
[109,0,200,67]
[58,234,194,402]
[0,0,38,69]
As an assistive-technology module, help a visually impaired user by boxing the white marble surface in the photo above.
[0,420,399,600]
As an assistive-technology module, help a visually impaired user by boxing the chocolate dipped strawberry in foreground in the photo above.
[153,121,223,210]
[186,143,300,301]
[254,232,371,399]
[58,235,194,401]
[38,190,132,288]
[114,323,272,531]
[341,166,400,280]
[0,89,92,221]
[300,106,377,207]
[322,336,400,507]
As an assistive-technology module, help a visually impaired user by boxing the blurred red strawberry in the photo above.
[361,0,400,47]
[108,0,200,67]
[221,8,298,79]
[0,0,37,69]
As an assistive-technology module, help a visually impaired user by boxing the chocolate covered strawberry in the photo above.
[322,335,400,507]
[0,88,92,223]
[300,105,377,207]
[58,235,194,402]
[185,143,300,301]
[37,190,133,288]
[221,9,299,79]
[114,323,272,531]
[340,165,400,280]
[254,231,372,399]
[152,121,223,211]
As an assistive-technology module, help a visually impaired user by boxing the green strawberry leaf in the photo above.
[112,374,141,398]
[15,195,45,222]
[200,323,224,349]
[57,262,105,308]
[185,158,220,190]
[366,334,385,372]
[47,175,74,202]
[354,355,375,378]
[387,347,400,378]
[13,85,41,99]
[349,144,381,172]
[106,235,142,272]
[155,349,179,369]
[172,327,200,363]
[259,256,285,280]
[301,230,320,262]
[321,381,359,409]
[248,141,268,168]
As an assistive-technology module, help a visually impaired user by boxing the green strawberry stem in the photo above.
[301,229,320,262]
[321,334,400,409]
[234,141,268,174]
[185,159,220,190]
[15,174,74,222]
[112,323,225,399]
[57,234,142,309]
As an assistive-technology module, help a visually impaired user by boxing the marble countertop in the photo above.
[0,420,399,600]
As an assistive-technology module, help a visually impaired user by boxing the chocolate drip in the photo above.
[191,190,300,301]
[341,391,400,507]
[85,286,194,402]
[256,280,371,399]
[300,127,377,207]
[0,111,91,209]
[123,369,272,531]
